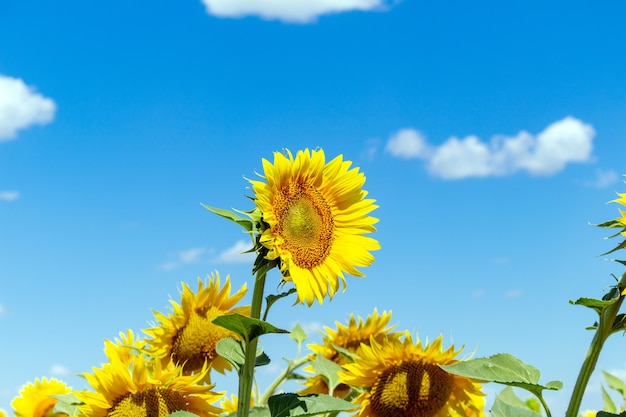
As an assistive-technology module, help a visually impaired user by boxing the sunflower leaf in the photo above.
[289,322,307,346]
[51,393,83,416]
[266,288,298,317]
[168,412,201,417]
[311,355,342,394]
[268,393,356,417]
[216,337,245,370]
[441,353,562,398]
[490,388,543,417]
[598,412,626,417]
[213,313,288,342]
[570,296,619,315]
[201,204,254,232]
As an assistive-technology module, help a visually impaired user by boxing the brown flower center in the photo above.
[108,388,186,417]
[369,360,453,417]
[171,308,232,373]
[273,182,334,269]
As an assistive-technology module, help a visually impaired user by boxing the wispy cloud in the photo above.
[157,247,208,271]
[0,303,5,316]
[214,240,256,264]
[0,191,20,202]
[0,74,56,141]
[505,289,524,298]
[385,116,595,179]
[200,0,391,23]
[584,169,619,188]
[50,364,72,377]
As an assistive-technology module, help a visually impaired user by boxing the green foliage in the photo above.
[213,313,288,342]
[289,322,307,346]
[201,204,258,232]
[167,412,201,417]
[598,412,626,417]
[490,388,543,417]
[267,393,357,417]
[310,355,343,395]
[51,393,83,416]
[216,337,271,371]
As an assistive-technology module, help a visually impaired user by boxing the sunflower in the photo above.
[300,309,401,397]
[144,272,249,376]
[77,330,222,417]
[219,393,255,415]
[250,148,380,305]
[12,377,72,417]
[339,333,486,417]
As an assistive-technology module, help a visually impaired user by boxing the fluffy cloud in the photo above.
[385,116,596,179]
[0,191,19,202]
[200,0,389,23]
[214,240,256,264]
[0,75,56,140]
[50,364,72,377]
[157,247,207,271]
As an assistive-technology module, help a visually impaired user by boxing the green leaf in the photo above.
[266,289,298,314]
[268,393,357,417]
[601,239,626,257]
[201,204,254,232]
[598,412,626,417]
[51,393,83,416]
[216,337,245,370]
[611,314,626,335]
[213,313,288,342]
[602,384,618,413]
[168,412,200,417]
[226,407,271,417]
[311,355,343,394]
[289,323,307,346]
[216,337,271,370]
[441,353,562,398]
[490,388,543,417]
[570,296,619,315]
[595,219,626,229]
[603,370,626,404]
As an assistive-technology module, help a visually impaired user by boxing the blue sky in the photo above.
[1,0,626,414]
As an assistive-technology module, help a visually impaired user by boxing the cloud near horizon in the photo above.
[0,74,56,141]
[385,116,595,179]
[200,0,390,23]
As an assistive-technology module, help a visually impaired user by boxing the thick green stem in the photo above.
[237,267,268,417]
[565,272,626,417]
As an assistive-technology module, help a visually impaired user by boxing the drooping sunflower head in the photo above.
[340,333,486,417]
[144,272,249,376]
[77,330,222,417]
[250,148,380,305]
[300,309,401,397]
[12,377,72,417]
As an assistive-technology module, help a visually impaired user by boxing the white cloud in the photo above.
[0,303,4,316]
[385,116,596,179]
[50,364,72,377]
[0,75,56,140]
[385,129,431,159]
[215,240,256,264]
[585,169,619,188]
[505,289,524,298]
[0,191,19,202]
[157,247,208,271]
[200,0,389,23]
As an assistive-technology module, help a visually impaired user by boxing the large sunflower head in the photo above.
[250,148,380,305]
[77,329,222,417]
[339,333,486,417]
[144,272,249,376]
[12,377,72,417]
[300,309,401,397]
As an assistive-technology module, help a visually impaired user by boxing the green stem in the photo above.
[237,266,268,417]
[536,394,552,417]
[565,272,626,417]
[259,355,311,405]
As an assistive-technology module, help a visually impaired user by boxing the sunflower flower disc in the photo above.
[250,148,380,305]
[144,273,249,376]
[340,334,486,417]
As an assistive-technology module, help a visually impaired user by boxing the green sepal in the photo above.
[167,412,200,417]
[201,203,255,232]
[215,337,271,371]
[310,355,343,394]
[598,412,626,417]
[267,393,357,417]
[594,219,626,229]
[600,239,626,257]
[441,353,563,397]
[490,388,543,417]
[51,393,83,416]
[570,294,620,315]
[331,344,360,363]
